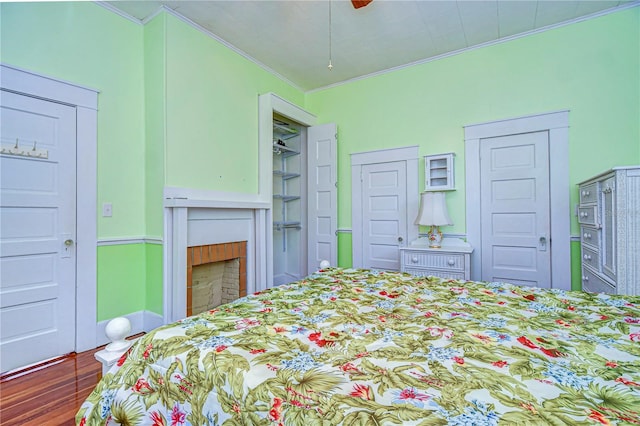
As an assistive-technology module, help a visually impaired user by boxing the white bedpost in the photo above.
[94,317,135,375]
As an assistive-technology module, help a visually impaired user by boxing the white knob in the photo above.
[411,256,418,263]
[105,317,132,352]
[582,276,589,282]
[583,255,591,261]
[580,212,587,218]
[447,258,455,266]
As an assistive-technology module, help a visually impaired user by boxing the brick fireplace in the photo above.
[186,241,247,316]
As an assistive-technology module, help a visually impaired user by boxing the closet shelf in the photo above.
[273,194,300,202]
[273,170,301,180]
[273,143,300,156]
[273,221,302,230]
[273,123,299,140]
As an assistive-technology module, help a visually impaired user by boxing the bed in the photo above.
[77,268,640,425]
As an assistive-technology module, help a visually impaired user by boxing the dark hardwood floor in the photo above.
[0,350,102,426]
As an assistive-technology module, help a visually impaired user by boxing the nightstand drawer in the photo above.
[402,251,464,271]
[404,268,465,281]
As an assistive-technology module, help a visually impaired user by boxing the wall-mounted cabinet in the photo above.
[425,153,455,191]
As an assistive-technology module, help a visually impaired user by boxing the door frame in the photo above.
[1,63,98,351]
[464,111,570,289]
[351,146,419,268]
[258,93,317,288]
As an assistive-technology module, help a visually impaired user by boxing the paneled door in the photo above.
[0,91,77,373]
[307,123,337,272]
[480,131,551,287]
[361,161,407,271]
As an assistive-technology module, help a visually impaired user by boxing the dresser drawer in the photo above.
[581,267,615,294]
[579,183,598,204]
[581,245,599,270]
[580,226,600,248]
[404,268,465,281]
[402,251,464,271]
[577,206,598,226]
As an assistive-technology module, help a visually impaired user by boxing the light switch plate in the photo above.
[102,203,113,217]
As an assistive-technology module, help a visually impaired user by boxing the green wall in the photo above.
[306,7,640,290]
[2,3,637,323]
[162,13,304,195]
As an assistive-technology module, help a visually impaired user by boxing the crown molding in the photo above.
[94,2,143,25]
[306,1,640,94]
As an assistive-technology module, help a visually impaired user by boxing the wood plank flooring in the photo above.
[0,350,102,426]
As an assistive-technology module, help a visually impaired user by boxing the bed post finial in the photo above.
[104,317,132,352]
[319,260,330,270]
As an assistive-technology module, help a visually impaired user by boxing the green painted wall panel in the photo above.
[144,14,168,238]
[163,14,305,193]
[146,244,164,315]
[337,233,353,268]
[97,244,146,320]
[570,241,582,291]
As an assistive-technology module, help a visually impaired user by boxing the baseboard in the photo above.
[95,310,164,347]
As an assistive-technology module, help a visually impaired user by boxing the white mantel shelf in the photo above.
[164,197,270,210]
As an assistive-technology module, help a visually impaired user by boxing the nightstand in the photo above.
[400,238,473,280]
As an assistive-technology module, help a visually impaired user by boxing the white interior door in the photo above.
[0,90,77,373]
[480,131,551,287]
[307,123,337,272]
[361,161,407,271]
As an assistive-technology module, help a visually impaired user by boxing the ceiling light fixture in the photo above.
[328,0,333,71]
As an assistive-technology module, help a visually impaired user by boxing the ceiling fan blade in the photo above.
[351,0,373,9]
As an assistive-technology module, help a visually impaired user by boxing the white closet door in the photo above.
[307,123,337,272]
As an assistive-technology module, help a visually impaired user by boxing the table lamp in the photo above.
[414,191,452,248]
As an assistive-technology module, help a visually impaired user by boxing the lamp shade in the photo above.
[415,191,453,226]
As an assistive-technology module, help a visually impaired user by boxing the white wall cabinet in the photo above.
[578,166,640,295]
[425,153,455,191]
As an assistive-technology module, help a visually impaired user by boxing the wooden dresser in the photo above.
[578,166,640,295]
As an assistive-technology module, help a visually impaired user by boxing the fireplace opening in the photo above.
[187,241,247,316]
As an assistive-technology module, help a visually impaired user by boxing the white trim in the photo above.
[351,146,420,268]
[95,310,164,347]
[97,237,163,246]
[1,63,99,352]
[95,2,144,25]
[163,186,270,209]
[306,2,640,94]
[464,111,571,290]
[337,228,352,234]
[0,63,99,109]
[351,145,420,166]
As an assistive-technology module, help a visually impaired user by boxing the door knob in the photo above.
[65,239,74,247]
[538,235,547,251]
[397,236,403,242]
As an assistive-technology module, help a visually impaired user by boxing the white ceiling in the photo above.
[104,0,637,91]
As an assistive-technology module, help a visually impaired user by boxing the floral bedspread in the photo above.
[77,268,640,425]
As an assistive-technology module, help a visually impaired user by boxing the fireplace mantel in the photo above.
[163,188,270,324]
